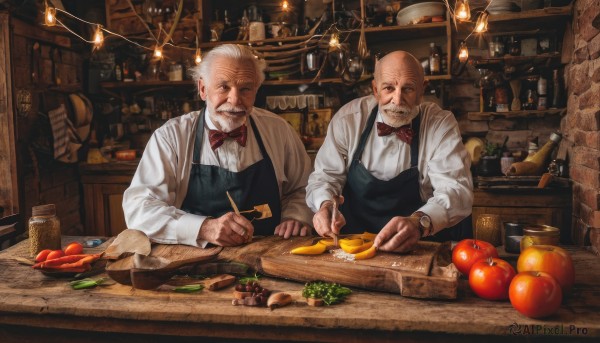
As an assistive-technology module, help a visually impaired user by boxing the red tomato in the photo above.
[46,249,65,260]
[469,257,516,300]
[517,245,575,293]
[35,249,52,262]
[452,239,499,275]
[509,271,562,318]
[64,242,84,255]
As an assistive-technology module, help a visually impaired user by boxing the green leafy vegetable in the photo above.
[69,277,112,290]
[302,281,352,305]
[238,272,261,284]
[173,284,204,293]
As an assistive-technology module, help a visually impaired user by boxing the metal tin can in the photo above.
[520,224,560,251]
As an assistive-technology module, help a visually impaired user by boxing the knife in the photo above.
[330,195,342,247]
[226,191,240,215]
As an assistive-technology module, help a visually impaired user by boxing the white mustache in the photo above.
[381,103,412,115]
[216,104,247,113]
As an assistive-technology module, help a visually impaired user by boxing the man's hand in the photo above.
[198,212,254,246]
[274,219,311,239]
[312,201,346,238]
[373,216,421,253]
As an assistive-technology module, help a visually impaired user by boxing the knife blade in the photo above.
[331,195,340,247]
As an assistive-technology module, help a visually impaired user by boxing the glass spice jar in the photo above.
[520,224,560,251]
[29,204,61,256]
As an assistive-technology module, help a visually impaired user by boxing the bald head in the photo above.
[372,50,426,127]
[374,51,425,85]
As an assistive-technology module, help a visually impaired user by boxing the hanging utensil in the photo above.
[357,0,370,60]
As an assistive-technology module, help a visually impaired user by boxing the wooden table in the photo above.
[1,238,599,343]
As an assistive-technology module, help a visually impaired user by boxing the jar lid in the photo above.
[32,204,56,216]
[523,224,559,237]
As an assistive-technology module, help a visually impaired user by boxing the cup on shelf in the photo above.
[475,213,502,247]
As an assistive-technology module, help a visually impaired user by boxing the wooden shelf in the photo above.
[488,5,572,23]
[100,80,195,89]
[467,108,566,121]
[474,52,561,68]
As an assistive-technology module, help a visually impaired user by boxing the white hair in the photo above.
[189,44,266,86]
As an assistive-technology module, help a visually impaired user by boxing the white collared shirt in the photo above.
[306,96,474,234]
[123,107,313,247]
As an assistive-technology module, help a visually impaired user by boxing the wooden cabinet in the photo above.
[80,163,136,236]
[472,188,572,244]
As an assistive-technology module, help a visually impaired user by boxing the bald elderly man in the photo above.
[306,50,473,253]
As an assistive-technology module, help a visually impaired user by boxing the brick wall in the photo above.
[12,18,84,236]
[563,0,600,251]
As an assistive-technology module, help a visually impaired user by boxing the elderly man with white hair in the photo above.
[123,44,313,247]
[307,50,474,253]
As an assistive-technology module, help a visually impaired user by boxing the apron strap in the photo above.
[353,105,379,161]
[410,112,421,168]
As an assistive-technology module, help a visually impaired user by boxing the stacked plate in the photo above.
[487,0,518,15]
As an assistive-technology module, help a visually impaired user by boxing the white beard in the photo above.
[380,103,419,127]
[207,99,248,132]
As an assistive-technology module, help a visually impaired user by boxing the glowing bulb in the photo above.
[329,32,340,49]
[455,0,471,22]
[474,12,489,33]
[154,46,163,59]
[45,3,56,27]
[282,1,289,11]
[194,48,202,64]
[93,25,104,48]
[458,42,469,63]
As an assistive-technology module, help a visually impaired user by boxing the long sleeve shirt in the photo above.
[123,108,313,247]
[306,95,473,235]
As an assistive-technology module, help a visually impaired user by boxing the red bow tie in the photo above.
[208,125,247,150]
[376,122,414,144]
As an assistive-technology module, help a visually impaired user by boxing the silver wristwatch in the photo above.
[412,212,432,237]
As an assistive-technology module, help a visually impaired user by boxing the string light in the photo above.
[44,1,56,27]
[93,25,104,49]
[474,11,489,33]
[153,45,163,59]
[458,41,469,63]
[282,1,289,11]
[455,0,471,22]
[194,48,202,64]
[329,32,340,49]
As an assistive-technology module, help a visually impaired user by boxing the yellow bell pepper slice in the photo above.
[318,239,336,247]
[338,238,363,246]
[290,242,327,255]
[353,245,377,260]
[341,240,374,254]
[361,232,377,241]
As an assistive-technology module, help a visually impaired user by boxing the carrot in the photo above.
[32,253,102,269]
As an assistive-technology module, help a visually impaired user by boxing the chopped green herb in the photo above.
[173,284,204,293]
[238,272,261,284]
[302,281,352,305]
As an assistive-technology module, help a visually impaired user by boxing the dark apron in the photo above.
[339,106,471,242]
[181,108,282,236]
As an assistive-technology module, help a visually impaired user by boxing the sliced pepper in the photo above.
[290,242,327,255]
[318,239,336,247]
[341,240,374,254]
[353,245,377,260]
[361,232,377,241]
[338,238,363,246]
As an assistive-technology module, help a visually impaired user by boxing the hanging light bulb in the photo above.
[93,25,104,49]
[194,48,202,64]
[44,1,57,27]
[154,45,163,59]
[282,0,289,11]
[458,41,469,63]
[329,32,340,49]
[474,11,489,33]
[455,0,471,22]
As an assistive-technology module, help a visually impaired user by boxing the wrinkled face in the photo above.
[199,57,258,132]
[372,53,424,127]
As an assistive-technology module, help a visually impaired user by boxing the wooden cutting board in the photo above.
[106,244,222,289]
[219,236,458,299]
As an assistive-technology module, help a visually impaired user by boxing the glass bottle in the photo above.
[29,204,61,256]
[551,69,563,108]
[537,74,547,110]
[429,43,441,75]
